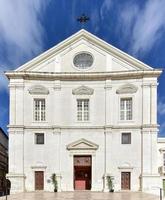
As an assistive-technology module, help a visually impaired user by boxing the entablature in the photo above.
[5,70,162,81]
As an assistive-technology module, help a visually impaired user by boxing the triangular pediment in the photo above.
[72,86,94,95]
[28,85,49,95]
[116,84,138,94]
[67,138,99,150]
[14,29,153,73]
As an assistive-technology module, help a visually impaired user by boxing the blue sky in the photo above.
[0,0,165,136]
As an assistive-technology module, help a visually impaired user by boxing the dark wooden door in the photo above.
[74,156,91,190]
[35,171,44,190]
[121,172,130,190]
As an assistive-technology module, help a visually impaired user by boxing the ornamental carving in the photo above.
[74,156,91,166]
[116,84,138,94]
[72,86,94,95]
[28,85,49,95]
[67,138,99,150]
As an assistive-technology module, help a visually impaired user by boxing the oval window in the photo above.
[73,52,93,69]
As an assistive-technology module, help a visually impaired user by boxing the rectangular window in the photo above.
[120,98,132,120]
[34,99,46,121]
[35,133,44,144]
[122,133,131,144]
[77,99,89,121]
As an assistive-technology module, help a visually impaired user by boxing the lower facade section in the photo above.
[7,127,161,195]
[6,174,25,194]
[7,171,161,195]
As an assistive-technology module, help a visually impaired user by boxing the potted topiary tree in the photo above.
[107,175,114,192]
[51,173,58,192]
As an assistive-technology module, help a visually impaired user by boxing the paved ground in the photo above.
[0,191,161,200]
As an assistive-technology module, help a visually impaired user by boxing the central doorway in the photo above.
[74,155,91,190]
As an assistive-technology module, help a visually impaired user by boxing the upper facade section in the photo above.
[6,29,161,75]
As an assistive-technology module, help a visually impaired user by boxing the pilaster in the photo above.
[141,83,151,125]
[104,80,112,125]
[150,83,158,124]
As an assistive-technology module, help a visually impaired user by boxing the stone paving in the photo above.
[0,191,160,200]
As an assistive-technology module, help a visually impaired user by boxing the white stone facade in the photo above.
[6,30,162,195]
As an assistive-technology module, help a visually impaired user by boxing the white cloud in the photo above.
[0,0,50,63]
[100,0,112,20]
[119,0,165,56]
[158,99,165,135]
[158,100,165,115]
[91,8,100,32]
[0,0,50,91]
[159,121,165,136]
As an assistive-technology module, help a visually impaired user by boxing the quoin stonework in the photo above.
[6,30,164,195]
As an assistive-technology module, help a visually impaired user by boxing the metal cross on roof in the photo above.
[77,14,90,24]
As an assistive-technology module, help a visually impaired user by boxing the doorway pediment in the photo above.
[67,138,99,150]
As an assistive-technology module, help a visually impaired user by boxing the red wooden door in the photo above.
[35,171,44,190]
[121,172,130,190]
[74,156,91,190]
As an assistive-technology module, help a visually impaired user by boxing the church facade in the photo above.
[6,30,162,194]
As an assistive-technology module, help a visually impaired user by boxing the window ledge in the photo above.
[32,121,48,124]
[118,120,135,124]
[75,121,91,124]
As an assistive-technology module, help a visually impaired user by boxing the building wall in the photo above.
[6,30,162,194]
[0,128,8,195]
[7,76,160,193]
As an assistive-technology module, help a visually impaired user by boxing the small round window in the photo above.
[73,52,93,69]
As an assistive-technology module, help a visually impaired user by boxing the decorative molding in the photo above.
[28,85,49,95]
[9,84,24,89]
[72,85,94,95]
[67,138,99,150]
[141,83,151,88]
[116,84,138,94]
[6,173,26,178]
[6,70,162,81]
[53,80,61,91]
[151,83,158,88]
[118,166,133,170]
[159,148,165,152]
[8,124,159,131]
[104,81,112,90]
[118,163,133,170]
[31,166,47,170]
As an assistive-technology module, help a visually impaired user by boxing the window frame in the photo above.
[118,94,134,123]
[120,97,133,121]
[76,98,90,122]
[33,98,46,122]
[35,133,45,145]
[121,132,131,144]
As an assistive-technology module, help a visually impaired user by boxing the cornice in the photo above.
[8,124,159,131]
[5,70,162,81]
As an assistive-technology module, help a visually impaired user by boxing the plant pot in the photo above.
[110,189,114,192]
[54,188,57,192]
